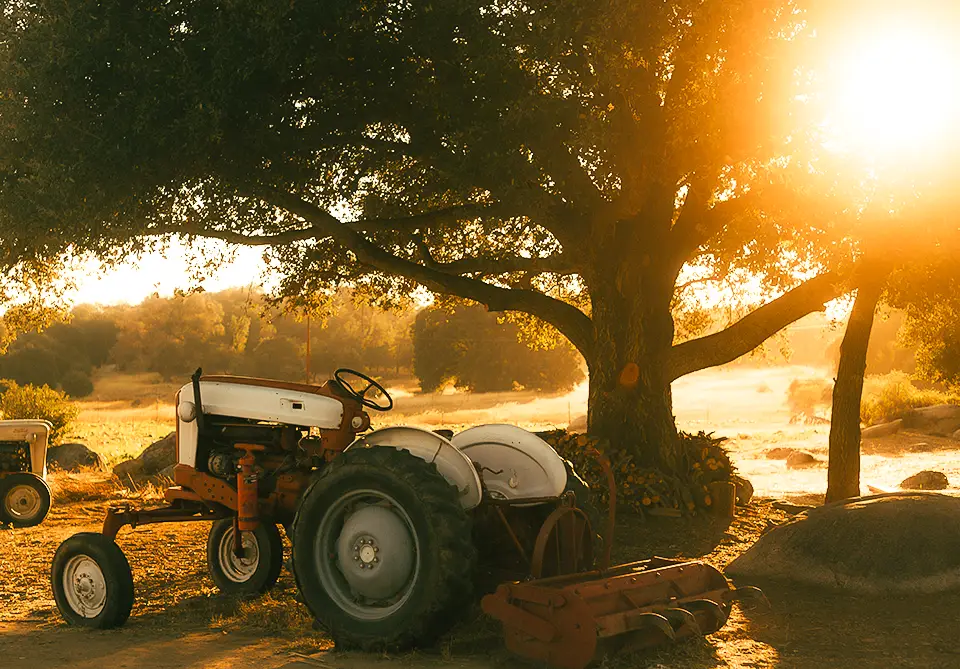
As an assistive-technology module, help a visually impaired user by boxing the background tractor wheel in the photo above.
[292,447,476,651]
[0,473,51,527]
[206,518,283,595]
[51,532,134,628]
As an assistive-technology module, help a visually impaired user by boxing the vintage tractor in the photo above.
[51,369,758,668]
[0,419,53,527]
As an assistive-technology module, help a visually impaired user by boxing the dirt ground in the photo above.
[4,477,960,669]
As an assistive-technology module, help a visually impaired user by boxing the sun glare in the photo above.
[827,22,960,161]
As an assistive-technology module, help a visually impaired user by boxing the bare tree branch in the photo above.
[665,271,848,381]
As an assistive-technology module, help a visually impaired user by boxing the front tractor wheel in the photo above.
[293,447,476,651]
[51,533,134,628]
[206,518,283,595]
[0,473,51,527]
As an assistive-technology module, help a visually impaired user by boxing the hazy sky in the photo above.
[67,241,268,306]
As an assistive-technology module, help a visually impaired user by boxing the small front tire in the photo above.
[51,532,134,628]
[0,473,51,527]
[206,518,283,595]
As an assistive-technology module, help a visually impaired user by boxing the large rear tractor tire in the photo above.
[0,473,51,527]
[51,533,134,628]
[292,447,476,651]
[206,518,284,595]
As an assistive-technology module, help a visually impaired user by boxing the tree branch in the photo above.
[152,224,318,246]
[251,187,597,356]
[665,271,848,381]
[671,189,759,259]
[434,253,576,276]
[347,203,506,232]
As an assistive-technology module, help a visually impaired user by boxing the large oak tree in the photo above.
[0,1,855,468]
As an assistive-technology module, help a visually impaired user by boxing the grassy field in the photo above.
[71,367,960,498]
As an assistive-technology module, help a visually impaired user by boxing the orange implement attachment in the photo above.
[482,557,752,669]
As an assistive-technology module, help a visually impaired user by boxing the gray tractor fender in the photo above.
[345,426,483,509]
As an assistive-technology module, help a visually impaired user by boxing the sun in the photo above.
[826,20,960,162]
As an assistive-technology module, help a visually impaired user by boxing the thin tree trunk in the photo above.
[825,276,884,503]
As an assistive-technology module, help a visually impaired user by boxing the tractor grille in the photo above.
[0,441,31,473]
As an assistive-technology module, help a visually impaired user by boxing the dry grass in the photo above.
[9,367,958,669]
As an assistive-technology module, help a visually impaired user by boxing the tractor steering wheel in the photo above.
[334,368,394,411]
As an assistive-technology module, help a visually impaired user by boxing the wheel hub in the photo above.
[217,528,260,583]
[355,537,379,567]
[337,505,414,600]
[62,555,107,617]
[6,484,41,519]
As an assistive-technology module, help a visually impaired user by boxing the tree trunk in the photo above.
[825,276,884,503]
[585,232,680,471]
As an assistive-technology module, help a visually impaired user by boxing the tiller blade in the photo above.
[482,557,755,669]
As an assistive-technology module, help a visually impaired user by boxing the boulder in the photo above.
[900,470,949,491]
[113,458,144,481]
[902,404,960,435]
[46,443,105,472]
[785,450,819,469]
[111,432,176,481]
[953,428,960,441]
[140,432,176,474]
[861,419,902,439]
[732,475,754,506]
[727,494,960,593]
[765,447,795,460]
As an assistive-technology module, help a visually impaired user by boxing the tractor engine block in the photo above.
[0,440,30,473]
[206,450,240,479]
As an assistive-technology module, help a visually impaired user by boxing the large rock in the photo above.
[900,470,949,490]
[785,450,819,469]
[902,404,960,436]
[47,443,105,472]
[861,419,902,439]
[112,432,176,480]
[140,432,176,474]
[727,494,960,593]
[765,447,795,460]
[113,458,144,481]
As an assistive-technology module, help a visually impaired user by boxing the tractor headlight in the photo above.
[177,400,197,423]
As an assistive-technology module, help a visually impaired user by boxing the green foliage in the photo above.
[0,380,78,445]
[0,0,847,348]
[860,372,960,426]
[0,310,116,397]
[540,430,735,513]
[59,370,95,398]
[0,0,874,465]
[412,303,584,393]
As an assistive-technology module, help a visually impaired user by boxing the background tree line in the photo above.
[0,289,587,397]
